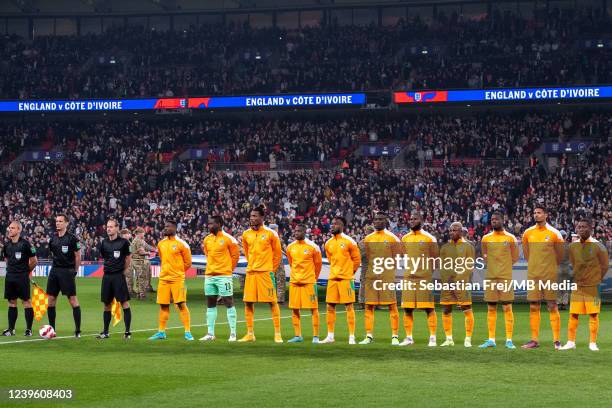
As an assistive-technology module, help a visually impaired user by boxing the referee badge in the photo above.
[61,245,69,254]
[15,252,22,260]
[113,251,120,259]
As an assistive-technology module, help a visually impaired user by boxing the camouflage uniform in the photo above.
[120,229,136,297]
[557,246,571,309]
[275,241,287,304]
[358,239,368,306]
[130,230,156,299]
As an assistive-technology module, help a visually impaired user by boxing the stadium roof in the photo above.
[0,0,527,16]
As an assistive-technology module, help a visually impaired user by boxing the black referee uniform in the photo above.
[47,232,82,334]
[98,236,132,338]
[99,237,131,304]
[2,237,36,335]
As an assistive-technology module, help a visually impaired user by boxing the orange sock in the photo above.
[549,309,561,342]
[487,307,497,340]
[326,304,336,334]
[292,309,301,337]
[529,306,540,341]
[403,311,414,337]
[270,303,281,335]
[503,305,514,340]
[312,308,320,337]
[567,313,578,342]
[389,304,399,336]
[346,304,356,337]
[245,303,255,334]
[589,314,598,343]
[178,304,191,332]
[159,305,169,331]
[427,310,437,337]
[464,309,474,338]
[364,305,374,335]
[442,313,452,337]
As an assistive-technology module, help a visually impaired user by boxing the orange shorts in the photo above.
[289,283,318,309]
[156,280,187,304]
[401,279,434,309]
[527,278,557,302]
[326,279,355,304]
[440,289,472,306]
[484,278,514,303]
[243,271,277,303]
[569,287,601,315]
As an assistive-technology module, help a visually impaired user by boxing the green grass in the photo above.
[0,277,611,407]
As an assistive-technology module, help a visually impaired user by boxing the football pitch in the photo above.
[0,278,611,407]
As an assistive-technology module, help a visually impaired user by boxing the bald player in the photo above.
[2,221,37,336]
[439,222,475,347]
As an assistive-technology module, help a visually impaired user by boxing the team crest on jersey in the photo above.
[219,239,225,245]
[340,243,345,249]
[15,252,22,260]
[261,235,266,240]
[113,251,120,259]
[61,245,69,254]
[545,236,550,241]
[304,249,309,254]
[172,245,177,250]
[503,241,509,246]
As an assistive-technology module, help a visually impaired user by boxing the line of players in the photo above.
[2,205,608,350]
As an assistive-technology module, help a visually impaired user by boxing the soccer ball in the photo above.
[39,325,56,339]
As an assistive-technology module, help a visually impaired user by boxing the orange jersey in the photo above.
[401,229,438,279]
[242,226,282,273]
[202,230,239,276]
[522,223,564,279]
[157,236,192,283]
[439,237,476,283]
[286,239,322,284]
[569,237,609,287]
[324,233,361,280]
[482,229,519,280]
[364,229,401,255]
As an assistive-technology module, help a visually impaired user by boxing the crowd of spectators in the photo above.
[1,110,602,170]
[1,7,609,99]
[0,114,609,260]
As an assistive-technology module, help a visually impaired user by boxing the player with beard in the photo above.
[360,212,400,345]
[320,216,361,344]
[479,211,519,349]
[399,211,439,346]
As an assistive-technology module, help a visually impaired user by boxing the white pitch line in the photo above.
[0,310,354,345]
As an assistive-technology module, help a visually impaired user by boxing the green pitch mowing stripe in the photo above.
[0,278,611,408]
